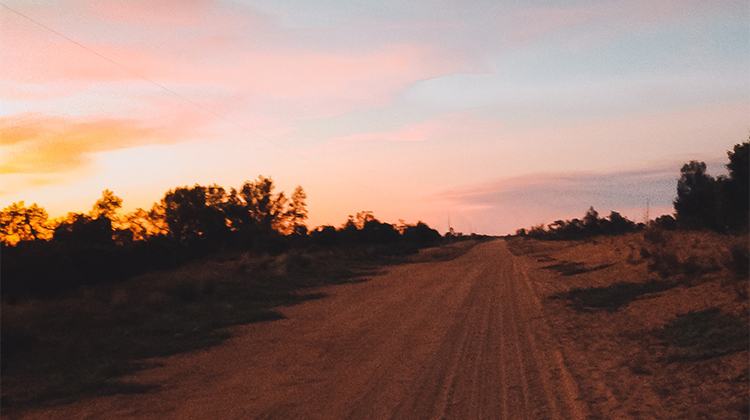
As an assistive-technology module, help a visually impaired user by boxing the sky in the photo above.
[1,0,748,235]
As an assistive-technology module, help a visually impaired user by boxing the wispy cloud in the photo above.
[0,0,746,231]
[0,113,191,175]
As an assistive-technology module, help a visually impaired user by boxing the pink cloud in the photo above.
[2,1,463,121]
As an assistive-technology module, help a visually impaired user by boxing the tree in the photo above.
[605,211,636,234]
[90,190,122,221]
[402,222,441,246]
[240,176,288,233]
[674,161,719,230]
[121,206,169,242]
[0,201,52,245]
[53,212,114,245]
[722,140,749,229]
[162,184,230,244]
[583,207,601,234]
[285,186,308,235]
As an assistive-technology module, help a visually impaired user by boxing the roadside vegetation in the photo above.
[505,141,748,418]
[1,176,485,410]
[0,177,447,302]
[513,139,749,361]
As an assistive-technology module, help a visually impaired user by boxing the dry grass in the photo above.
[507,230,749,419]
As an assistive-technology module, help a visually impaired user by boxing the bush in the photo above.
[663,308,748,360]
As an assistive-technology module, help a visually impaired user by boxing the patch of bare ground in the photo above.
[507,232,749,419]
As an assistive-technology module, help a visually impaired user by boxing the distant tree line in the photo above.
[1,176,442,301]
[515,139,749,240]
[515,207,641,240]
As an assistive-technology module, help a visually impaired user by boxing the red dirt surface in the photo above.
[11,238,747,419]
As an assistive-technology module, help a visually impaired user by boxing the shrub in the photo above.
[663,308,748,360]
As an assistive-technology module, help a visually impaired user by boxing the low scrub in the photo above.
[563,280,674,311]
[662,308,748,360]
[640,227,738,282]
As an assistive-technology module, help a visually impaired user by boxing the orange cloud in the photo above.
[0,114,184,175]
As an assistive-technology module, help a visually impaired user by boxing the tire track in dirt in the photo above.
[13,240,589,420]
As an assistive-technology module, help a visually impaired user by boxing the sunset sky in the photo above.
[1,0,748,235]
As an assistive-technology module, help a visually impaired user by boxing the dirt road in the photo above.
[18,240,589,419]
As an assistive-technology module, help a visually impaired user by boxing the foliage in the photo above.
[674,140,749,231]
[674,161,721,230]
[0,202,52,245]
[90,189,122,220]
[524,207,641,240]
[1,176,444,301]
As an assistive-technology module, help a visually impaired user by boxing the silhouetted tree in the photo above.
[310,225,339,246]
[583,206,601,234]
[90,189,122,221]
[240,176,289,233]
[0,201,52,245]
[722,140,749,229]
[162,184,230,245]
[402,222,441,246]
[652,215,677,230]
[674,161,720,230]
[120,205,169,242]
[285,186,308,235]
[53,213,114,245]
[525,207,637,240]
[604,211,637,234]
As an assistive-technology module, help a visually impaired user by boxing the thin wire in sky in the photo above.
[1,3,385,196]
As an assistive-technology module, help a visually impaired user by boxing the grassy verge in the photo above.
[562,280,675,311]
[2,243,458,411]
[662,308,749,361]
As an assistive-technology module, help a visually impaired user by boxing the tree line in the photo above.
[1,176,442,301]
[516,139,749,240]
[516,207,641,240]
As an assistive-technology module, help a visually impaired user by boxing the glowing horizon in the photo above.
[1,0,748,234]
